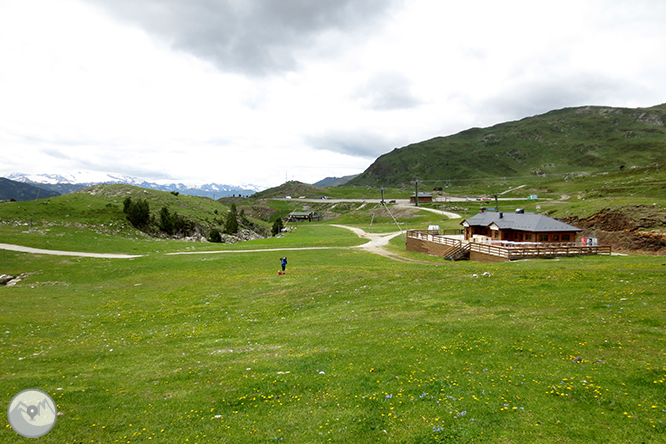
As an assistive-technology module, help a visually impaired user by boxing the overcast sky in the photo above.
[2,0,666,188]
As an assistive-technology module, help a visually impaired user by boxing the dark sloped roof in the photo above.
[462,211,582,233]
[288,212,313,216]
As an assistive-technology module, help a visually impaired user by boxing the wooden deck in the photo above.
[406,230,611,262]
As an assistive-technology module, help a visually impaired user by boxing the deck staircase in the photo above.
[442,242,471,261]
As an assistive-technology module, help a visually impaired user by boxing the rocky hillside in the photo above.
[562,205,666,254]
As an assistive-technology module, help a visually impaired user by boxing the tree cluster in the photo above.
[123,197,150,228]
[158,206,195,236]
[122,197,194,237]
[121,197,267,243]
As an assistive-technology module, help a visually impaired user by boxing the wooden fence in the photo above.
[407,230,612,261]
[469,242,612,261]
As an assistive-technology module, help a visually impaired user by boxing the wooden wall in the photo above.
[406,236,454,257]
[469,250,509,263]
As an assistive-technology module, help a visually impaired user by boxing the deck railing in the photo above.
[469,242,611,260]
[407,230,612,260]
[407,230,462,247]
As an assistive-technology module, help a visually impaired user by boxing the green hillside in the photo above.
[252,181,328,199]
[0,184,269,253]
[349,104,666,187]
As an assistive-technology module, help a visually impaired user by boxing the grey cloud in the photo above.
[43,149,73,160]
[355,72,422,111]
[74,157,178,182]
[305,131,398,158]
[89,0,400,76]
[478,74,645,122]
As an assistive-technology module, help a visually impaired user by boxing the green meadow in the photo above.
[1,218,665,443]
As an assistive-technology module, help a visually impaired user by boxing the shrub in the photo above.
[271,217,284,236]
[239,208,250,227]
[159,206,175,235]
[123,197,150,228]
[224,203,239,234]
[209,228,222,243]
[172,214,195,236]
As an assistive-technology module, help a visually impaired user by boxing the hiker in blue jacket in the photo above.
[280,256,287,273]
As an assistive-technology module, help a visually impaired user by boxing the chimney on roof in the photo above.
[499,212,503,218]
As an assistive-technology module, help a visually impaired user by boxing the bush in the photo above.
[271,217,284,236]
[172,214,195,236]
[159,206,175,235]
[239,208,250,227]
[224,203,239,234]
[158,206,195,236]
[209,228,222,243]
[123,197,150,228]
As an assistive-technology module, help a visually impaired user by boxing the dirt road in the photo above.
[0,242,141,259]
[0,225,412,261]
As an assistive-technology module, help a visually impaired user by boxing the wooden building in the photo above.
[461,209,582,244]
[409,192,433,203]
[285,211,323,222]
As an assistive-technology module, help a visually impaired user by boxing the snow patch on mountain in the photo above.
[4,172,264,198]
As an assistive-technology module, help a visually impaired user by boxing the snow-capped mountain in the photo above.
[4,173,264,198]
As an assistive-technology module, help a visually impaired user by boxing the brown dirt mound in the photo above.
[561,205,666,254]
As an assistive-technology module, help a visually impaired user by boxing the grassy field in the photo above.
[1,218,665,443]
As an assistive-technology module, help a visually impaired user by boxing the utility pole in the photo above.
[379,187,386,205]
[412,179,423,207]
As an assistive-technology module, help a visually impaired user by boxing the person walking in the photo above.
[280,256,288,274]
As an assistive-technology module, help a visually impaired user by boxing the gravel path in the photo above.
[0,242,141,259]
[0,225,421,262]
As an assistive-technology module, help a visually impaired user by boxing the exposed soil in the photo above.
[561,205,666,254]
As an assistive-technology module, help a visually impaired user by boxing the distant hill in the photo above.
[0,183,268,242]
[348,104,666,187]
[312,174,359,187]
[0,178,61,201]
[252,181,328,199]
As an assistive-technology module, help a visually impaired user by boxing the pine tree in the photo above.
[224,203,239,234]
[271,217,284,236]
[123,197,150,228]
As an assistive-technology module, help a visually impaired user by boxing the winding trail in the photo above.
[167,225,411,260]
[0,225,432,263]
[0,242,141,259]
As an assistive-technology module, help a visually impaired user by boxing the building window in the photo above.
[525,234,532,241]
[562,234,570,241]
[539,234,549,242]
[553,234,559,242]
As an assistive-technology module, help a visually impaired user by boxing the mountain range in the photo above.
[0,178,61,201]
[3,173,263,200]
[5,104,666,199]
[312,174,358,187]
